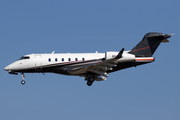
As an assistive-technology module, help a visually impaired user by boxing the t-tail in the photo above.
[128,32,171,57]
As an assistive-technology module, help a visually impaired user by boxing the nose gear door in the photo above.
[35,55,42,71]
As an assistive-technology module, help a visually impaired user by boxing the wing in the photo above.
[69,48,124,80]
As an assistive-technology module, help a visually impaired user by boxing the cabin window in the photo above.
[48,58,51,62]
[82,58,85,61]
[55,58,58,62]
[75,58,78,61]
[68,58,71,61]
[62,58,64,61]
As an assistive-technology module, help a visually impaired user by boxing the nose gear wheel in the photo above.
[21,80,25,85]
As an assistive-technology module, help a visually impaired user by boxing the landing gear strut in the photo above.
[87,76,94,86]
[21,73,25,85]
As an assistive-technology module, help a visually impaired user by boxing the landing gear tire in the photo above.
[21,80,25,85]
[89,77,94,82]
[86,75,95,86]
[87,81,92,86]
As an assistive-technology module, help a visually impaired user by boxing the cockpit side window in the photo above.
[19,56,30,60]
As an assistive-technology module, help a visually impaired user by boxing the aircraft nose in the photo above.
[4,61,21,71]
[4,65,9,71]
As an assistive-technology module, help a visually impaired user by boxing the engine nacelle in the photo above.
[105,51,119,60]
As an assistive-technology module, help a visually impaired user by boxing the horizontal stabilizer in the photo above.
[162,39,169,43]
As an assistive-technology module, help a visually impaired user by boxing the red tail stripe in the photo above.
[132,46,150,52]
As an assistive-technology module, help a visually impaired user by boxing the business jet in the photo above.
[4,32,171,86]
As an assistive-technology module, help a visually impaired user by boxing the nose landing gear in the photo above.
[21,73,25,85]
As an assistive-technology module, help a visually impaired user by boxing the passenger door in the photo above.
[35,55,42,71]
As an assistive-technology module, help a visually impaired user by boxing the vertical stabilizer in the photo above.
[128,32,171,57]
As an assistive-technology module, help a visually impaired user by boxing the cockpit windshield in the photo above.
[18,56,30,60]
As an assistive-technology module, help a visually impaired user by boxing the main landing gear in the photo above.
[21,73,25,85]
[87,76,95,86]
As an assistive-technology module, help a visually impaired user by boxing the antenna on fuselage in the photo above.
[51,51,55,54]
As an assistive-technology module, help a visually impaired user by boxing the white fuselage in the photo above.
[4,52,105,72]
[4,51,154,76]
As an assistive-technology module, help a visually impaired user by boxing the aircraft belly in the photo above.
[107,62,151,73]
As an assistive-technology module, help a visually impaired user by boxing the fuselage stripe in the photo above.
[135,58,154,61]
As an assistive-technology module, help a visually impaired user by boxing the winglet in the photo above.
[115,48,124,59]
